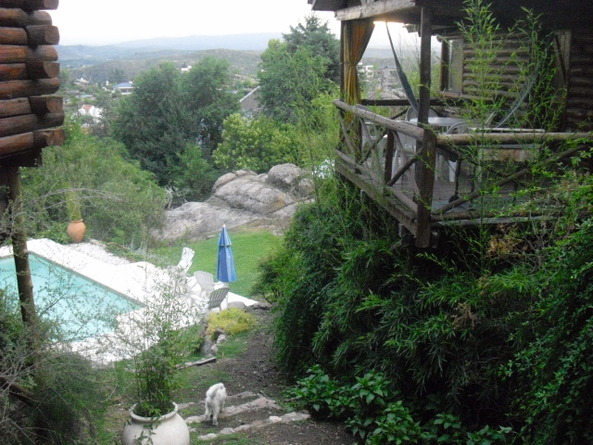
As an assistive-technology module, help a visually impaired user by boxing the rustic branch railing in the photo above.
[333,99,593,247]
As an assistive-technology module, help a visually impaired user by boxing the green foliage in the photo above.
[111,58,238,187]
[0,291,109,444]
[287,367,512,444]
[111,62,189,185]
[111,276,203,417]
[32,352,108,444]
[258,40,335,124]
[504,212,593,443]
[21,121,167,248]
[181,56,240,154]
[206,308,257,337]
[171,142,222,202]
[283,15,340,83]
[214,113,299,172]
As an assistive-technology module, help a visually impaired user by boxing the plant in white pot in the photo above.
[113,268,202,445]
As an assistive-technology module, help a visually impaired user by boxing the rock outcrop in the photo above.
[155,164,313,242]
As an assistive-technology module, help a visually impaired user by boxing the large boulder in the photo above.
[154,165,314,242]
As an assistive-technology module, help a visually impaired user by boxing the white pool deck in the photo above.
[0,238,258,365]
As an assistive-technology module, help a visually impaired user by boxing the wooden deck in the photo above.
[333,100,593,247]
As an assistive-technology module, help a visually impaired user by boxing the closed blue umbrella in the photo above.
[217,225,237,284]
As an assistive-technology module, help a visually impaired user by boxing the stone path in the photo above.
[179,391,311,442]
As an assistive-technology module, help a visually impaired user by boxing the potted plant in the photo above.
[117,269,200,445]
[65,188,86,243]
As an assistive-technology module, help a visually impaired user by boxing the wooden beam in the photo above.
[0,112,64,137]
[0,96,62,117]
[0,25,59,46]
[414,129,437,248]
[335,0,416,21]
[0,45,58,63]
[29,95,62,114]
[1,0,59,10]
[334,100,425,140]
[26,25,60,45]
[436,131,593,146]
[0,77,60,99]
[0,9,52,27]
[0,61,59,80]
[0,127,64,156]
[335,158,418,236]
[0,27,27,45]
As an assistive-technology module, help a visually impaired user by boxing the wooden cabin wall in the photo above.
[461,33,530,101]
[565,29,593,131]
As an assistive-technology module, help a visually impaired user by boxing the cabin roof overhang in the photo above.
[310,0,593,32]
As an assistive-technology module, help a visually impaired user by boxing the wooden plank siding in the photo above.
[565,29,593,130]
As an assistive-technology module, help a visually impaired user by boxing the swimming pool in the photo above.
[0,253,141,341]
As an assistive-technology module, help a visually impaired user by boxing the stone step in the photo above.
[179,390,311,441]
[197,411,311,442]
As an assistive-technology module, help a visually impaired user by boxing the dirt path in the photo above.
[186,308,356,444]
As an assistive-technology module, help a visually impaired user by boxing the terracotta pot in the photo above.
[121,403,190,445]
[67,219,86,243]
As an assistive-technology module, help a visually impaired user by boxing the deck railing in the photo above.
[333,99,593,247]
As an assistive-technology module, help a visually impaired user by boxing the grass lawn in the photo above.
[151,229,283,297]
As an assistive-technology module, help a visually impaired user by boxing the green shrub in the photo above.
[21,120,167,248]
[288,366,513,444]
[206,308,257,337]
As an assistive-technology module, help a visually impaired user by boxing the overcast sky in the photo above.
[51,0,341,46]
[50,0,411,48]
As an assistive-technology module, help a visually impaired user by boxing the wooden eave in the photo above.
[312,0,593,31]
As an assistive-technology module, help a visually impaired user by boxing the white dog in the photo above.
[204,383,227,426]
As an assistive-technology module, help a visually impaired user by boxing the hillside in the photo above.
[62,48,264,84]
[58,33,398,84]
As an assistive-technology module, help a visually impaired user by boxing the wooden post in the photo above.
[415,130,437,248]
[417,7,432,126]
[415,6,435,248]
[3,166,38,339]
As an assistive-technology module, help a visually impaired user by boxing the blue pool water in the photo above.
[0,253,141,341]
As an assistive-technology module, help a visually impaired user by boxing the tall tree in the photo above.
[111,58,238,186]
[283,15,340,83]
[258,41,332,123]
[111,63,189,185]
[257,15,338,123]
[182,56,240,154]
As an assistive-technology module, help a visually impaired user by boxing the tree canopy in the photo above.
[110,58,238,187]
[257,15,339,124]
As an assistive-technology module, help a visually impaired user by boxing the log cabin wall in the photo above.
[0,0,64,168]
[565,29,593,131]
[461,33,529,100]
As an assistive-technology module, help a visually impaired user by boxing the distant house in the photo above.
[76,104,103,123]
[239,86,261,117]
[113,81,134,96]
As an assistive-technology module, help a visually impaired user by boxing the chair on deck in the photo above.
[194,270,215,295]
[207,287,229,311]
[176,247,195,274]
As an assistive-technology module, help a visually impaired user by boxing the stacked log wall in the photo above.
[565,29,593,131]
[0,0,64,167]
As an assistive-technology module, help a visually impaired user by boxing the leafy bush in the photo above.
[206,308,257,337]
[0,290,109,443]
[21,121,167,248]
[214,113,299,173]
[287,366,512,444]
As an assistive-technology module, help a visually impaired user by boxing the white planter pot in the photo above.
[122,402,190,445]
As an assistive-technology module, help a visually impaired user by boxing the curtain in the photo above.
[342,19,375,104]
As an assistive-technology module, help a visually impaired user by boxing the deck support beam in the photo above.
[414,6,435,248]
